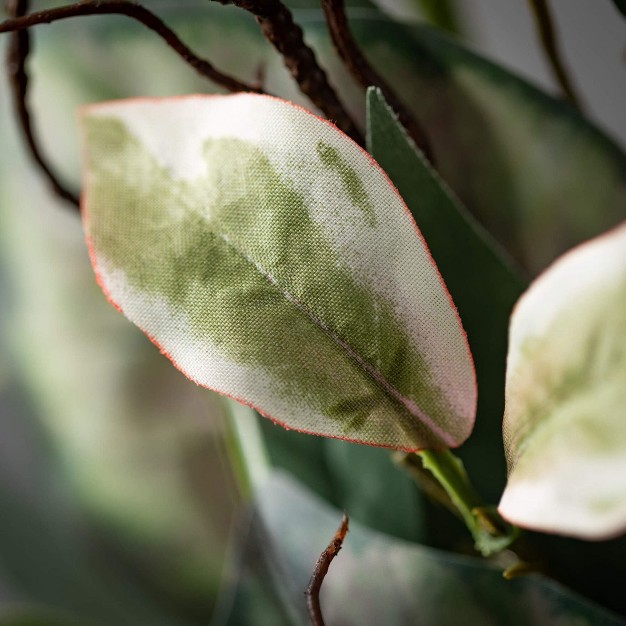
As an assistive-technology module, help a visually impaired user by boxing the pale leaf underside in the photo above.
[499,222,626,538]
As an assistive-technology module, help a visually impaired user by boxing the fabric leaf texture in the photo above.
[81,94,476,451]
[499,222,626,538]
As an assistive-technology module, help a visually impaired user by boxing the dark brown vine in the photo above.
[0,0,267,208]
[305,513,349,626]
[5,0,79,207]
[0,0,368,207]
[320,0,433,161]
[210,0,363,144]
[0,1,261,93]
[527,0,582,111]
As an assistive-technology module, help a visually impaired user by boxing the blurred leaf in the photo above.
[366,87,525,501]
[415,0,461,33]
[323,438,426,540]
[258,420,339,505]
[499,222,626,539]
[529,531,626,617]
[611,0,626,17]
[0,63,236,616]
[344,21,626,274]
[211,514,295,626]
[19,5,626,278]
[0,323,196,626]
[82,94,476,451]
[259,418,428,543]
[220,472,626,625]
[0,607,85,626]
[0,374,197,626]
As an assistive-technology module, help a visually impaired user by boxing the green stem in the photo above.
[222,398,271,499]
[417,449,518,556]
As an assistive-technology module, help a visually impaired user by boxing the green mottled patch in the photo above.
[316,140,377,226]
[84,116,458,446]
[505,277,626,474]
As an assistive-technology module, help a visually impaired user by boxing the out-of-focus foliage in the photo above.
[0,27,239,623]
[222,472,626,626]
[1,1,626,623]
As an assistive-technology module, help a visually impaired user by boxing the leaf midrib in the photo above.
[216,230,455,448]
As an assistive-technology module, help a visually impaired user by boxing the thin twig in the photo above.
[5,0,79,207]
[321,0,433,161]
[305,513,349,626]
[210,0,363,144]
[0,0,260,93]
[1,0,262,209]
[527,0,583,111]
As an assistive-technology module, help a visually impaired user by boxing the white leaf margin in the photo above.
[80,93,478,451]
[499,221,626,539]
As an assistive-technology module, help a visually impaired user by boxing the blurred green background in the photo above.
[1,1,625,624]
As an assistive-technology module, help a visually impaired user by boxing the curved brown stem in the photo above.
[1,0,264,209]
[5,0,79,207]
[305,513,349,626]
[210,0,363,144]
[321,0,433,161]
[0,0,260,93]
[527,0,583,111]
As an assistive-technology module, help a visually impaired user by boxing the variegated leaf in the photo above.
[81,94,476,451]
[499,223,626,538]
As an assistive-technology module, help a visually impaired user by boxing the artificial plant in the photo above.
[0,1,625,624]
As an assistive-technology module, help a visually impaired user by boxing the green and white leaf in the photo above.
[25,4,626,277]
[366,87,526,500]
[81,94,476,451]
[499,222,626,538]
